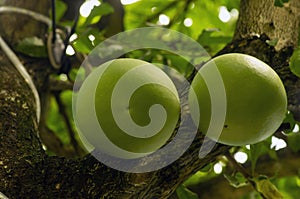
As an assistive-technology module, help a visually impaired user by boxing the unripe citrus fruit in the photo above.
[188,53,287,146]
[74,58,180,159]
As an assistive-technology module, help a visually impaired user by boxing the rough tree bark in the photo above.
[0,0,299,198]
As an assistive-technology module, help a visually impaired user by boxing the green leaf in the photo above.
[84,3,114,26]
[55,0,67,22]
[224,172,248,188]
[197,29,232,54]
[253,177,283,199]
[282,111,296,134]
[16,37,48,58]
[266,38,279,46]
[289,47,300,78]
[274,176,300,198]
[72,28,96,54]
[274,0,289,7]
[176,185,199,199]
[183,171,216,187]
[46,95,69,144]
[124,0,177,29]
[60,90,73,117]
[274,0,284,7]
[249,138,272,174]
[165,54,193,76]
[199,163,212,172]
[287,132,300,152]
[198,29,232,44]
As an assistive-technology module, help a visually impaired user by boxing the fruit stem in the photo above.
[225,152,251,179]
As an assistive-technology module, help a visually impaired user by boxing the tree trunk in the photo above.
[231,0,300,122]
[0,0,299,198]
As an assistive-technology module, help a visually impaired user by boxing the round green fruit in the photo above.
[75,58,180,159]
[188,53,287,146]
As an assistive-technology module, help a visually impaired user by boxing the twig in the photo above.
[167,0,194,28]
[0,6,51,26]
[225,152,252,179]
[144,1,179,25]
[49,77,74,91]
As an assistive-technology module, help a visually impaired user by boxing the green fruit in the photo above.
[75,58,180,159]
[188,53,287,146]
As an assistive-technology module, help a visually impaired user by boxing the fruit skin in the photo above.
[75,58,180,159]
[188,53,287,146]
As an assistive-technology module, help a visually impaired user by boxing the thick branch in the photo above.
[234,0,300,50]
[220,0,300,120]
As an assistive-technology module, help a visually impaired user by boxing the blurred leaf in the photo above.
[84,3,114,26]
[60,90,73,117]
[69,68,80,82]
[199,163,212,172]
[287,133,300,152]
[73,28,96,54]
[249,138,272,174]
[124,0,177,29]
[197,28,232,53]
[253,177,283,199]
[282,111,296,134]
[266,38,279,46]
[176,185,199,199]
[73,39,93,54]
[124,0,239,42]
[289,47,300,78]
[274,0,289,7]
[55,0,67,22]
[198,29,231,45]
[274,176,300,199]
[16,37,48,58]
[46,95,70,144]
[240,191,263,199]
[220,0,240,10]
[186,0,238,40]
[224,172,248,188]
[165,54,193,75]
[183,171,217,187]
